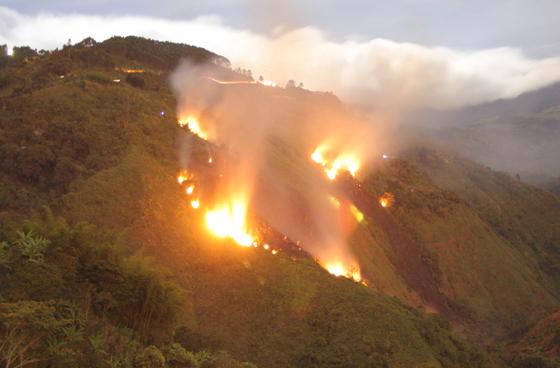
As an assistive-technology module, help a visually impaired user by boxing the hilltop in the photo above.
[1,36,559,368]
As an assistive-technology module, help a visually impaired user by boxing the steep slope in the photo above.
[510,311,560,367]
[406,147,560,293]
[358,156,560,341]
[0,37,505,367]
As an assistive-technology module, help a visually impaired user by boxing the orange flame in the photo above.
[177,170,193,185]
[378,192,395,208]
[178,116,208,140]
[311,145,360,180]
[205,196,255,247]
[186,184,195,195]
[117,68,145,73]
[323,262,362,283]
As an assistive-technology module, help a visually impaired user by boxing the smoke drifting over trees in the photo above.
[3,6,560,110]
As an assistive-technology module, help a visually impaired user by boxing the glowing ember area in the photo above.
[172,111,366,283]
[311,146,361,180]
[205,198,255,247]
[177,170,199,208]
[349,204,364,223]
[324,262,362,283]
[186,184,195,195]
[178,116,208,140]
[118,68,145,73]
[205,77,277,87]
[328,195,341,209]
[258,79,277,87]
[177,171,193,185]
[378,192,395,208]
[206,77,255,85]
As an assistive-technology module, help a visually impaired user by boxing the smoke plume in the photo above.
[170,60,385,275]
[2,6,560,109]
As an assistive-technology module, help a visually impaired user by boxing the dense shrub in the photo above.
[126,73,146,88]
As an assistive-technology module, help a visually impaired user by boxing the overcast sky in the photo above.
[3,0,560,56]
[1,0,560,108]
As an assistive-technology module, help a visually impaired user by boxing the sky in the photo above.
[1,0,560,109]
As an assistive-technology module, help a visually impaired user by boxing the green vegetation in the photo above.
[361,155,560,341]
[0,211,254,367]
[1,36,558,367]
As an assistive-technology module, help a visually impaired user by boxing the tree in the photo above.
[77,37,97,48]
[11,47,37,61]
[0,301,71,368]
[136,345,165,368]
[285,80,296,89]
[126,73,145,88]
[13,231,50,262]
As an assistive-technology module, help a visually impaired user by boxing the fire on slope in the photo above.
[175,108,365,283]
[378,192,395,208]
[206,76,278,87]
[177,169,257,247]
[177,170,200,209]
[175,117,262,250]
[324,262,362,283]
[311,144,361,180]
[178,116,208,140]
[205,191,256,247]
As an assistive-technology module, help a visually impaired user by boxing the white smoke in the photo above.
[2,6,560,109]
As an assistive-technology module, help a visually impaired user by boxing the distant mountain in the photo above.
[411,82,560,189]
[415,81,560,127]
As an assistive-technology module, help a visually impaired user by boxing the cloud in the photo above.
[2,6,560,109]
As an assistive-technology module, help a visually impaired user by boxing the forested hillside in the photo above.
[1,36,559,368]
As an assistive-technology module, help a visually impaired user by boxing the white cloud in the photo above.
[2,6,560,109]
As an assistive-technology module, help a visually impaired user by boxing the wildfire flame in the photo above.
[186,184,195,195]
[205,197,255,247]
[378,192,395,208]
[174,113,367,284]
[258,79,277,87]
[349,204,364,223]
[311,145,360,180]
[206,76,277,87]
[117,67,145,73]
[178,116,208,140]
[324,262,362,283]
[177,171,193,185]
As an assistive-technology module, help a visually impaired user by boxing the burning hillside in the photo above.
[311,144,361,180]
[168,62,393,283]
[173,117,362,280]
